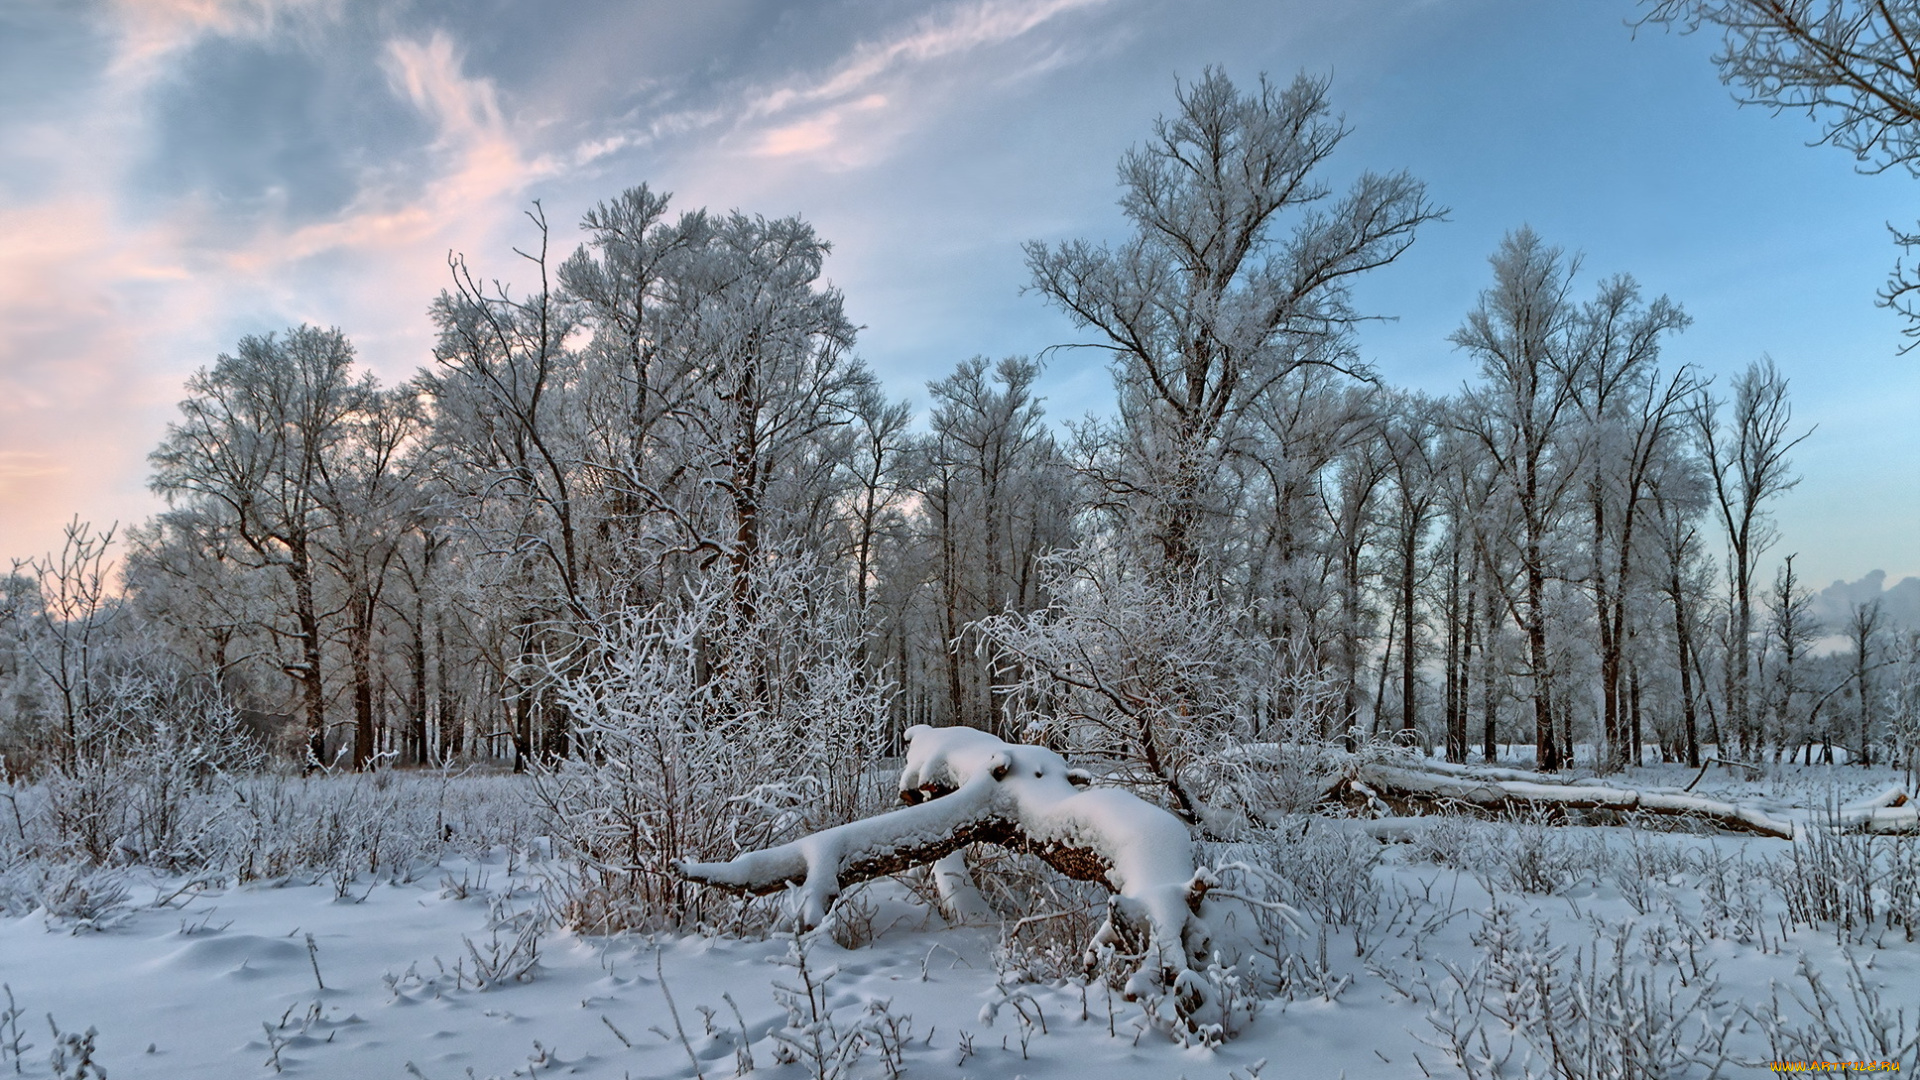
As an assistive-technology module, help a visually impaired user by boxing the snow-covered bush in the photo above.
[975,547,1306,828]
[1746,951,1920,1068]
[1201,820,1382,1002]
[221,771,534,885]
[9,670,258,868]
[1769,823,1920,942]
[1487,815,1604,896]
[534,556,891,933]
[28,864,130,932]
[1423,904,1738,1080]
[1406,813,1605,899]
[977,846,1110,982]
[2,761,533,889]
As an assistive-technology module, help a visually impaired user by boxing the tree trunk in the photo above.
[1401,528,1418,737]
[1527,558,1559,771]
[1672,564,1701,768]
[1482,561,1500,763]
[290,547,327,769]
[350,598,376,770]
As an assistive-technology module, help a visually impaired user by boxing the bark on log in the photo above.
[1333,762,1798,840]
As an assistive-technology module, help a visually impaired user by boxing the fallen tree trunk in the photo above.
[1334,762,1798,840]
[1822,786,1919,835]
[674,725,1214,989]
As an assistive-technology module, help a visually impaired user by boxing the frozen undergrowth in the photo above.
[0,769,1915,1078]
[0,768,538,926]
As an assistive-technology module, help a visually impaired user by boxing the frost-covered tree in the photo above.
[1379,392,1444,742]
[1567,275,1691,770]
[916,356,1076,736]
[1027,68,1439,572]
[311,384,428,768]
[150,326,364,765]
[124,508,275,693]
[1239,371,1373,731]
[1694,357,1809,756]
[1649,450,1716,767]
[973,547,1289,826]
[428,206,593,624]
[669,212,867,619]
[1762,552,1821,754]
[557,183,709,547]
[1847,597,1885,765]
[1454,231,1590,771]
[10,520,120,767]
[1322,414,1388,743]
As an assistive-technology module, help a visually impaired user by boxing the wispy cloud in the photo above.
[235,30,550,271]
[756,94,890,159]
[102,0,337,84]
[592,0,1118,172]
[750,0,1111,119]
[730,0,1110,166]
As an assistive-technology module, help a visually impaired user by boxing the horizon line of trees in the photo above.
[4,69,1917,793]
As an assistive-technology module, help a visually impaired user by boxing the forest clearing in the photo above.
[7,1,1920,1076]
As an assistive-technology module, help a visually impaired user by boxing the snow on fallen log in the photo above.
[1337,762,1797,840]
[1823,786,1919,834]
[1398,757,1586,786]
[675,724,1215,992]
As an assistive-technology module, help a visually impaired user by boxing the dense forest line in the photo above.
[3,69,1916,806]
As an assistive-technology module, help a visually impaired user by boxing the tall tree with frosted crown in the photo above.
[1026,68,1440,572]
[150,326,362,767]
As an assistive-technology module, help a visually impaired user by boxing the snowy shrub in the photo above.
[13,670,259,869]
[1769,824,1920,942]
[1744,951,1920,1069]
[534,556,891,933]
[1198,821,1384,1001]
[1498,819,1597,896]
[46,1016,107,1080]
[0,862,130,930]
[1423,904,1737,1080]
[1612,827,1694,915]
[0,985,26,1073]
[0,763,532,893]
[1686,843,1771,944]
[1212,819,1382,933]
[1137,961,1262,1048]
[975,547,1304,828]
[978,846,1109,983]
[1401,813,1488,869]
[767,932,913,1080]
[463,892,550,987]
[1463,814,1603,897]
[29,864,130,932]
[221,771,533,885]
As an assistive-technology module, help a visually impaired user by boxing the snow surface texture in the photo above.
[0,761,1918,1077]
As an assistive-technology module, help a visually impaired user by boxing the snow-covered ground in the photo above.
[1,763,1917,1079]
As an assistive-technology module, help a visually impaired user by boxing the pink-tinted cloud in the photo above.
[0,14,547,563]
[0,0,1124,565]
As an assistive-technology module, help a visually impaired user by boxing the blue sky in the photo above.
[1,0,1915,593]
